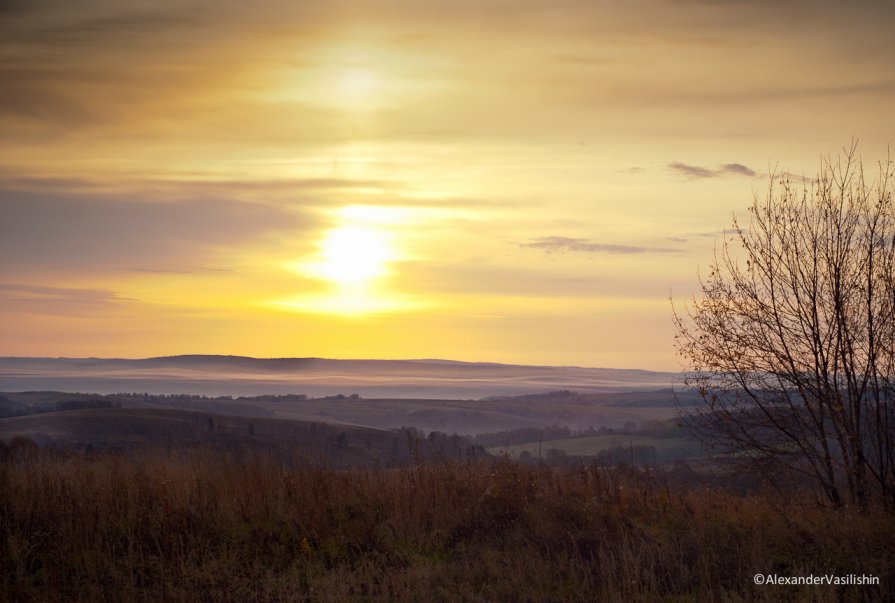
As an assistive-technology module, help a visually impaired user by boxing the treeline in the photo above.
[0,395,120,418]
[484,389,584,402]
[394,427,487,462]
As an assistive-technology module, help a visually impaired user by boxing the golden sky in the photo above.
[2,0,895,369]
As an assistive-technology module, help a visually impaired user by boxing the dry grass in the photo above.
[1,442,892,602]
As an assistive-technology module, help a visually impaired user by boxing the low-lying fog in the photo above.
[0,356,678,399]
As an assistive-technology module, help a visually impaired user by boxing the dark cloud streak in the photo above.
[720,163,756,177]
[667,161,757,179]
[521,236,678,255]
[667,162,716,179]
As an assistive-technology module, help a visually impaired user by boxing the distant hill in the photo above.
[0,355,679,399]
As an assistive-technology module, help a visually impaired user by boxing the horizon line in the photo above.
[0,353,681,374]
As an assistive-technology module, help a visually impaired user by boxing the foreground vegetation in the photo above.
[1,443,893,602]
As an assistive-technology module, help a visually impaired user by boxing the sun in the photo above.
[310,225,395,286]
[276,206,427,317]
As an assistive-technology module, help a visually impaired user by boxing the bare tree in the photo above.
[674,144,895,508]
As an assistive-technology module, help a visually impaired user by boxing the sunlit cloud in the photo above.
[269,291,424,318]
[0,284,134,316]
[275,204,459,318]
[299,225,397,286]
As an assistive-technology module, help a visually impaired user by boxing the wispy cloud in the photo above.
[123,266,234,275]
[0,173,400,199]
[668,162,716,179]
[720,163,756,177]
[0,283,133,315]
[668,162,757,179]
[618,166,645,174]
[687,227,744,238]
[521,236,678,255]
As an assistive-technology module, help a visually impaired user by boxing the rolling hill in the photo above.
[0,405,483,467]
[0,355,679,399]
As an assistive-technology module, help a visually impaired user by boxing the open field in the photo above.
[1,446,891,602]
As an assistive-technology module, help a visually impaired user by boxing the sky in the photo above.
[2,0,895,370]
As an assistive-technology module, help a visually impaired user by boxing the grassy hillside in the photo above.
[0,407,484,467]
[1,446,891,602]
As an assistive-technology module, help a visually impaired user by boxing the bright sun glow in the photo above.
[338,69,380,104]
[276,210,419,317]
[310,225,395,286]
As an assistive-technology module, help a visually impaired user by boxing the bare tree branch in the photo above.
[673,145,895,508]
